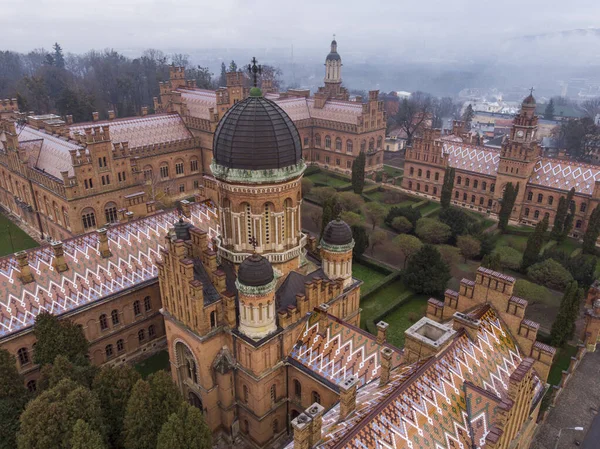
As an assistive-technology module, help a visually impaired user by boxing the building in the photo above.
[155,38,386,176]
[0,109,204,239]
[287,266,555,449]
[403,94,600,238]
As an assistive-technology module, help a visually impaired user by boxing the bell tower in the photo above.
[324,35,342,85]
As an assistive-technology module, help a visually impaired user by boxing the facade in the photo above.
[0,108,205,240]
[403,95,600,238]
[155,39,386,176]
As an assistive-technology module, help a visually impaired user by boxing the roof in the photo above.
[275,269,325,313]
[69,114,192,148]
[179,89,217,120]
[287,307,544,449]
[0,203,219,338]
[238,253,274,287]
[289,313,403,388]
[530,158,600,195]
[444,142,500,177]
[322,219,353,247]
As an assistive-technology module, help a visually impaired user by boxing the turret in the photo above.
[320,218,354,288]
[324,36,342,84]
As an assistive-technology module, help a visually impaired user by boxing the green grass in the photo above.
[0,213,38,257]
[306,172,350,189]
[352,262,388,292]
[360,280,410,329]
[554,238,580,256]
[384,295,430,348]
[419,202,441,216]
[134,350,170,378]
[495,234,529,252]
[480,219,496,230]
[383,165,404,177]
[505,224,536,234]
[547,344,578,386]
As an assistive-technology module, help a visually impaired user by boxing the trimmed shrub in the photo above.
[415,218,451,244]
[513,279,550,304]
[527,259,573,291]
[492,246,522,271]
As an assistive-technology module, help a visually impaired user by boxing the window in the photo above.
[82,208,96,230]
[133,300,141,316]
[335,138,342,151]
[325,136,331,148]
[576,220,582,229]
[312,391,321,404]
[545,212,550,220]
[243,385,249,403]
[457,176,462,185]
[418,169,422,177]
[409,181,413,190]
[27,380,37,393]
[425,185,429,193]
[537,194,543,203]
[105,344,114,359]
[315,134,321,147]
[426,170,430,179]
[117,339,125,352]
[148,325,156,339]
[527,191,533,201]
[101,175,110,185]
[98,156,107,168]
[369,138,374,151]
[534,210,540,219]
[434,172,439,181]
[175,162,184,175]
[179,184,185,193]
[193,180,199,189]
[99,314,108,330]
[335,158,340,166]
[144,296,152,311]
[144,167,153,181]
[210,311,217,328]
[581,203,587,213]
[488,199,493,207]
[325,156,330,164]
[17,347,30,366]
[346,161,351,169]
[473,180,478,189]
[548,196,554,206]
[433,187,437,195]
[417,183,421,191]
[377,136,383,149]
[463,193,467,201]
[490,184,495,193]
[479,197,484,205]
[482,182,487,191]
[524,208,530,217]
[410,167,414,176]
[272,419,279,434]
[190,158,199,172]
[360,140,366,152]
[455,191,459,199]
[63,208,70,229]
[270,384,277,404]
[465,178,470,187]
[471,195,475,203]
[294,379,302,399]
[138,329,145,343]
[346,140,353,153]
[160,164,169,179]
[104,203,118,224]
[303,137,309,147]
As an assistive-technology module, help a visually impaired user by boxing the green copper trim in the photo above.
[320,239,355,253]
[236,277,278,296]
[249,87,262,97]
[211,160,306,184]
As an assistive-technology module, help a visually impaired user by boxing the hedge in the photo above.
[356,255,395,274]
[360,271,402,300]
[366,291,414,333]
[412,199,430,209]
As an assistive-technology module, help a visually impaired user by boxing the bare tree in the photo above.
[581,98,600,119]
[142,171,178,210]
[391,91,433,145]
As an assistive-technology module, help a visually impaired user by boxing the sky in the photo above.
[2,0,600,60]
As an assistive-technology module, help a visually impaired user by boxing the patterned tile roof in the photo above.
[530,158,600,195]
[306,99,364,125]
[0,203,219,338]
[180,89,217,120]
[289,313,403,388]
[287,307,543,449]
[69,114,192,149]
[444,142,500,177]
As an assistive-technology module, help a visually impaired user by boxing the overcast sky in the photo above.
[3,0,600,57]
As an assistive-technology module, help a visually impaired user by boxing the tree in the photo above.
[391,91,433,145]
[311,186,337,205]
[391,216,413,234]
[498,182,519,231]
[440,166,455,209]
[260,65,283,91]
[437,244,461,266]
[228,60,238,73]
[581,97,600,119]
[555,117,598,161]
[369,229,387,255]
[415,218,451,244]
[527,259,573,291]
[0,349,29,449]
[551,188,575,242]
[351,225,368,260]
[583,204,600,254]
[340,211,364,228]
[363,202,386,230]
[550,281,582,347]
[493,246,522,271]
[393,234,422,268]
[17,379,106,449]
[385,206,421,228]
[514,279,550,303]
[93,365,141,448]
[320,197,337,238]
[478,233,496,258]
[431,97,459,129]
[567,254,597,289]
[70,420,106,449]
[462,104,474,131]
[53,43,65,70]
[456,235,481,262]
[301,178,314,197]
[438,207,469,240]
[481,253,502,271]
[38,355,96,391]
[351,152,366,194]
[33,312,89,367]
[218,62,227,87]
[544,99,555,120]
[157,403,212,449]
[190,66,214,89]
[520,216,549,271]
[403,245,451,296]
[336,192,364,213]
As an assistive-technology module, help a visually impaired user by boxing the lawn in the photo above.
[554,238,581,256]
[134,350,170,378]
[383,165,404,178]
[418,202,441,216]
[547,344,578,386]
[0,213,39,257]
[359,279,410,330]
[352,262,388,292]
[384,295,430,348]
[495,234,529,252]
[306,172,350,189]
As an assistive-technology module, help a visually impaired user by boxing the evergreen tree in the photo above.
[156,403,212,449]
[462,104,474,130]
[218,62,227,87]
[520,215,549,271]
[70,420,106,449]
[351,152,366,194]
[351,225,368,260]
[403,244,451,296]
[481,253,502,271]
[440,166,455,209]
[0,349,29,449]
[320,198,336,238]
[38,354,96,391]
[478,233,496,258]
[33,312,89,367]
[438,206,469,240]
[228,60,238,72]
[583,204,600,254]
[53,43,65,69]
[544,99,555,120]
[498,182,519,231]
[550,281,582,347]
[551,188,575,242]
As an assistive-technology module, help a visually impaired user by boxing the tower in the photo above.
[324,36,342,85]
[320,218,354,288]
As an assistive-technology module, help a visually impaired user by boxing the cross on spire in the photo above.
[247,57,262,88]
[530,86,534,95]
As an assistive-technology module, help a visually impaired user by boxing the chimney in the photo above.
[15,251,33,284]
[305,403,325,447]
[338,374,360,420]
[317,303,329,335]
[65,115,73,125]
[97,228,112,258]
[141,106,148,117]
[125,211,134,221]
[379,347,394,387]
[376,321,389,344]
[51,241,68,272]
[108,110,115,120]
[180,199,191,218]
[92,112,99,122]
[291,413,312,449]
[453,312,481,341]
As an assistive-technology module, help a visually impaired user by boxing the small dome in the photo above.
[522,93,536,106]
[238,253,274,287]
[326,51,341,62]
[322,218,353,246]
[213,96,301,171]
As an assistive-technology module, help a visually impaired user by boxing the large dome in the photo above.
[213,95,302,171]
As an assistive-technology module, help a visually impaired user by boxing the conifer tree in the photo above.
[520,215,549,271]
[53,43,65,69]
[70,420,106,449]
[33,312,89,367]
[440,166,455,209]
[462,104,474,130]
[351,152,366,194]
[544,99,555,120]
[550,281,582,347]
[403,244,451,296]
[551,188,575,242]
[351,225,368,260]
[583,204,600,254]
[498,182,519,231]
[156,403,212,449]
[0,349,29,449]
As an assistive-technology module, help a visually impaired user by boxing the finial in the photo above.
[333,33,336,40]
[248,236,258,254]
[247,57,262,88]
[529,86,534,95]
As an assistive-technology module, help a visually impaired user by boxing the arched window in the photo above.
[175,159,184,175]
[53,202,60,225]
[471,195,475,203]
[143,166,153,181]
[335,138,342,151]
[465,178,470,187]
[433,187,438,195]
[410,167,414,176]
[210,311,217,328]
[148,325,156,339]
[576,220,582,229]
[263,203,273,245]
[62,208,70,229]
[117,339,125,352]
[473,180,478,189]
[548,196,554,206]
[27,380,37,393]
[294,379,302,399]
[138,329,145,343]
[416,183,421,191]
[133,300,141,316]
[190,157,199,173]
[377,136,383,148]
[105,344,114,359]
[581,203,587,213]
[144,296,152,311]
[272,419,279,434]
[417,169,422,177]
[488,199,493,207]
[111,309,119,325]
[426,170,430,179]
[534,210,540,219]
[346,140,353,153]
[545,212,550,219]
[270,384,277,404]
[189,392,202,409]
[243,385,249,403]
[490,183,495,192]
[482,182,487,191]
[455,191,459,199]
[104,202,118,224]
[524,208,530,217]
[160,163,169,179]
[243,203,252,245]
[360,140,366,152]
[369,138,374,151]
[17,347,30,366]
[315,134,321,147]
[312,391,321,404]
[408,181,412,190]
[479,197,484,205]
[457,176,462,185]
[434,172,439,181]
[325,136,331,148]
[425,185,429,192]
[81,208,96,230]
[537,193,543,203]
[99,314,108,330]
[463,193,467,201]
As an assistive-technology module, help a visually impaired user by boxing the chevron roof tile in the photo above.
[443,143,500,177]
[530,158,600,195]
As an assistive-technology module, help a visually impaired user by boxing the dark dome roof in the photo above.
[213,96,302,171]
[322,218,353,246]
[238,253,274,287]
[523,93,536,106]
[326,51,341,61]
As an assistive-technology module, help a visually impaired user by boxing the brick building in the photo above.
[403,94,600,238]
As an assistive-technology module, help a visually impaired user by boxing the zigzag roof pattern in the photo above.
[530,158,600,195]
[289,313,403,388]
[0,203,219,338]
[443,142,500,177]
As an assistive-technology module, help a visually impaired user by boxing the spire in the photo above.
[331,34,337,52]
[247,57,263,97]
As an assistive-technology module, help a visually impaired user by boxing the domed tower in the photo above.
[211,61,306,277]
[236,253,277,339]
[325,36,342,85]
[320,218,354,288]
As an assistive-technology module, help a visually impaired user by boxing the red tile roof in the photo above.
[531,158,600,195]
[444,142,500,176]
